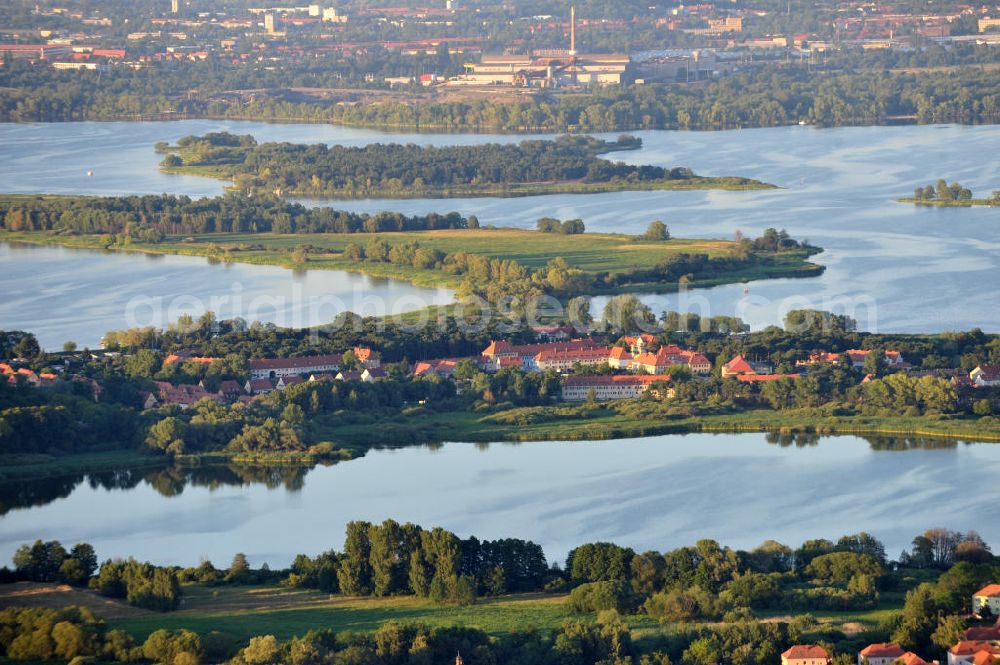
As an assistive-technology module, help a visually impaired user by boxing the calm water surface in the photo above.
[0,242,453,348]
[1,120,998,334]
[1,433,997,567]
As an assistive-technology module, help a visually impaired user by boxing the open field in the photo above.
[111,585,576,642]
[0,582,151,621]
[1,228,824,294]
[101,583,905,644]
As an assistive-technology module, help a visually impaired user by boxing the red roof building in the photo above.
[722,354,757,377]
[782,645,832,665]
[859,643,906,665]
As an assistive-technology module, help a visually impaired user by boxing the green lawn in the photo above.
[108,583,906,647]
[2,228,822,293]
[112,585,577,642]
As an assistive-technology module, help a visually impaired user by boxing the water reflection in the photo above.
[0,463,314,516]
[0,434,973,515]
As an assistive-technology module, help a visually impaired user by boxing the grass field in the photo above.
[105,583,902,644]
[2,228,823,294]
[111,585,577,642]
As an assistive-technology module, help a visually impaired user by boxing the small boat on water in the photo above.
[86,170,93,177]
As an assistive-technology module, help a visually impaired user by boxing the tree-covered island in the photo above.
[155,133,774,199]
[900,180,1000,207]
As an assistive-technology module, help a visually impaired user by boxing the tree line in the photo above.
[4,523,996,664]
[3,63,998,131]
[0,193,471,237]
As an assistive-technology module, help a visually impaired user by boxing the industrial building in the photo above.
[447,6,631,87]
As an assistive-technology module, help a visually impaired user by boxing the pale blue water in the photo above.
[0,242,453,349]
[0,433,996,567]
[1,121,997,336]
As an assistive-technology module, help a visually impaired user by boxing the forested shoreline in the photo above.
[157,133,767,198]
[1,65,998,131]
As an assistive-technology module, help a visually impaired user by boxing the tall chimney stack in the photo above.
[570,5,577,54]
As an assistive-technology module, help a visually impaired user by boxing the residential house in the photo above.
[619,334,658,355]
[336,370,364,381]
[963,624,1000,642]
[608,346,633,369]
[973,584,1000,618]
[219,380,245,400]
[276,375,305,390]
[971,365,1000,388]
[562,374,673,402]
[362,367,387,382]
[308,373,336,382]
[352,346,381,369]
[844,349,908,369]
[796,352,842,367]
[151,380,221,408]
[722,355,773,378]
[532,325,575,341]
[631,345,710,374]
[245,378,276,395]
[858,643,905,665]
[781,645,832,665]
[948,641,1000,665]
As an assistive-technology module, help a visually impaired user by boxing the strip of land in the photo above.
[0,227,824,295]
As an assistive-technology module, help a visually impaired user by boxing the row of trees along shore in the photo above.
[2,63,999,129]
[2,523,997,664]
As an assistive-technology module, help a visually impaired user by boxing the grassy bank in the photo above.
[112,586,578,642]
[0,450,168,483]
[107,582,902,644]
[3,407,994,487]
[318,407,1000,451]
[1,227,824,295]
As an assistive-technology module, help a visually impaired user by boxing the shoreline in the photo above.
[3,410,996,485]
[0,230,825,300]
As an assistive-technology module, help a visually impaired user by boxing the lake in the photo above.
[1,433,997,567]
[1,121,998,335]
[0,242,453,349]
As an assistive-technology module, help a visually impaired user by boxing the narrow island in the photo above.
[155,132,776,199]
[0,193,825,304]
[899,179,1000,207]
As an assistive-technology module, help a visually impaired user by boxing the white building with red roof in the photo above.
[481,339,601,371]
[973,584,1000,617]
[971,365,1000,388]
[249,354,344,380]
[859,643,906,665]
[782,645,831,665]
[948,641,1000,665]
[534,346,613,373]
[562,374,673,402]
